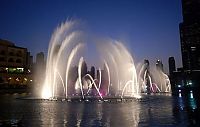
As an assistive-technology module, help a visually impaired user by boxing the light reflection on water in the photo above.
[0,93,199,127]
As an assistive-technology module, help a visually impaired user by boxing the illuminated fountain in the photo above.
[41,20,141,100]
[138,60,171,93]
[41,20,170,100]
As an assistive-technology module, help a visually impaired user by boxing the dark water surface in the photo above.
[0,93,199,127]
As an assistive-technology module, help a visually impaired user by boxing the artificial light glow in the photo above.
[134,94,142,99]
[191,47,196,51]
[42,85,52,99]
[16,78,20,81]
[190,91,193,98]
[179,93,182,98]
[17,67,24,70]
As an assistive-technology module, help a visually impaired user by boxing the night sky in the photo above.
[0,0,182,73]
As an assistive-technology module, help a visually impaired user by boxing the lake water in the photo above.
[0,93,199,127]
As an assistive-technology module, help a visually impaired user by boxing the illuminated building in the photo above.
[180,0,200,70]
[0,39,33,87]
[172,0,200,95]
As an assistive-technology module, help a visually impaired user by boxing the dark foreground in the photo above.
[0,93,199,127]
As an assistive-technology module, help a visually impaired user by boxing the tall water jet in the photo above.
[98,40,141,98]
[78,57,85,99]
[138,60,171,93]
[65,43,84,98]
[41,20,84,99]
[41,20,170,100]
[103,60,111,94]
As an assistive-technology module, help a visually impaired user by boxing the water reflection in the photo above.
[0,94,200,126]
[38,100,141,127]
[173,90,200,126]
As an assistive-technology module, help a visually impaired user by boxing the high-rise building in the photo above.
[168,57,176,76]
[35,52,45,85]
[90,66,95,79]
[36,52,45,66]
[81,61,87,77]
[179,0,200,70]
[171,0,200,95]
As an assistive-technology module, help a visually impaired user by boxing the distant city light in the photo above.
[16,78,20,81]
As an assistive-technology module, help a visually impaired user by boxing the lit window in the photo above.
[191,47,196,51]
[187,80,193,86]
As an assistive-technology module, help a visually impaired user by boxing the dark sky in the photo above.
[0,0,182,72]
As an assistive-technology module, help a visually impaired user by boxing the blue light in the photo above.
[190,91,193,98]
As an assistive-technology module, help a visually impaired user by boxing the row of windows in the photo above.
[0,57,22,63]
[0,50,23,57]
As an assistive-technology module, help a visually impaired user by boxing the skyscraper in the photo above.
[36,52,45,66]
[171,0,200,95]
[179,0,200,70]
[90,66,95,79]
[35,52,45,85]
[168,57,176,76]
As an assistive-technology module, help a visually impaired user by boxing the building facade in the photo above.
[171,0,200,95]
[0,39,33,88]
[168,57,176,76]
[180,0,200,70]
